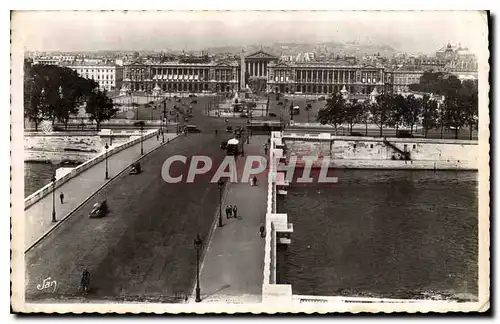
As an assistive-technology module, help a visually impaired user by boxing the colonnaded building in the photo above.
[121,49,477,96]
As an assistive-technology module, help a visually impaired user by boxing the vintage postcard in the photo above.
[10,10,490,314]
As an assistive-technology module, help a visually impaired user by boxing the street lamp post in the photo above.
[140,124,144,155]
[217,179,224,227]
[194,234,203,303]
[105,142,109,179]
[241,132,245,157]
[162,118,166,143]
[134,121,145,155]
[51,173,57,222]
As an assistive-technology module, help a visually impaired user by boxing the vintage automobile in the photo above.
[89,200,109,218]
[220,140,228,149]
[129,162,142,174]
[226,126,233,132]
[185,125,202,133]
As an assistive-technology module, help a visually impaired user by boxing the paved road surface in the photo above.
[26,92,257,302]
[25,131,233,302]
[24,133,178,249]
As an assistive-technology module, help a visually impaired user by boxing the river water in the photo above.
[276,169,478,300]
[24,162,81,197]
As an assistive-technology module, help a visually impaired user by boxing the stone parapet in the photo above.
[24,129,159,210]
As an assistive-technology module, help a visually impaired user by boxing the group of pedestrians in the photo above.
[225,204,238,219]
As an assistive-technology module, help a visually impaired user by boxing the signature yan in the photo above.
[36,277,57,292]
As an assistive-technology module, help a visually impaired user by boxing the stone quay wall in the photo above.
[282,133,478,170]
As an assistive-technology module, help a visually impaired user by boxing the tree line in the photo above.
[24,60,118,131]
[316,73,478,140]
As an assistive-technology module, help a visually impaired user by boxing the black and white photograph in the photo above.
[10,10,489,314]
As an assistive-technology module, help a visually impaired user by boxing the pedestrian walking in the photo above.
[59,192,64,204]
[156,133,159,141]
[264,146,268,155]
[226,206,232,219]
[260,223,265,238]
[232,205,238,218]
[252,176,257,187]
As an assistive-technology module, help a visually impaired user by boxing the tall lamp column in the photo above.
[217,179,224,227]
[105,142,109,179]
[194,235,203,302]
[51,174,57,222]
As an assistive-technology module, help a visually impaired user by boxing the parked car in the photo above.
[240,113,248,118]
[269,112,277,117]
[226,126,233,132]
[350,132,364,137]
[89,200,109,218]
[129,162,142,174]
[318,96,326,100]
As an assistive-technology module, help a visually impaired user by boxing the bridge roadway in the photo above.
[25,132,231,302]
[25,95,256,302]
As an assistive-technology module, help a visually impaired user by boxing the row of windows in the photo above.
[84,75,114,80]
[75,69,114,73]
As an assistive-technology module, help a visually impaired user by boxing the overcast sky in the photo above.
[12,11,488,55]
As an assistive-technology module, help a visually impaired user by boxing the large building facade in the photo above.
[122,50,390,96]
[65,63,123,91]
[121,48,478,96]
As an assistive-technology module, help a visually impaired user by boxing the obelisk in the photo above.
[240,49,246,90]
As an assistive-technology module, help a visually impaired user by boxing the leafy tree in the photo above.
[23,62,97,130]
[409,71,462,98]
[85,89,119,131]
[358,101,372,136]
[390,94,406,133]
[57,68,94,129]
[344,99,364,133]
[421,94,439,138]
[442,95,467,139]
[24,76,46,131]
[460,86,478,140]
[317,92,345,134]
[372,93,393,137]
[402,94,422,135]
